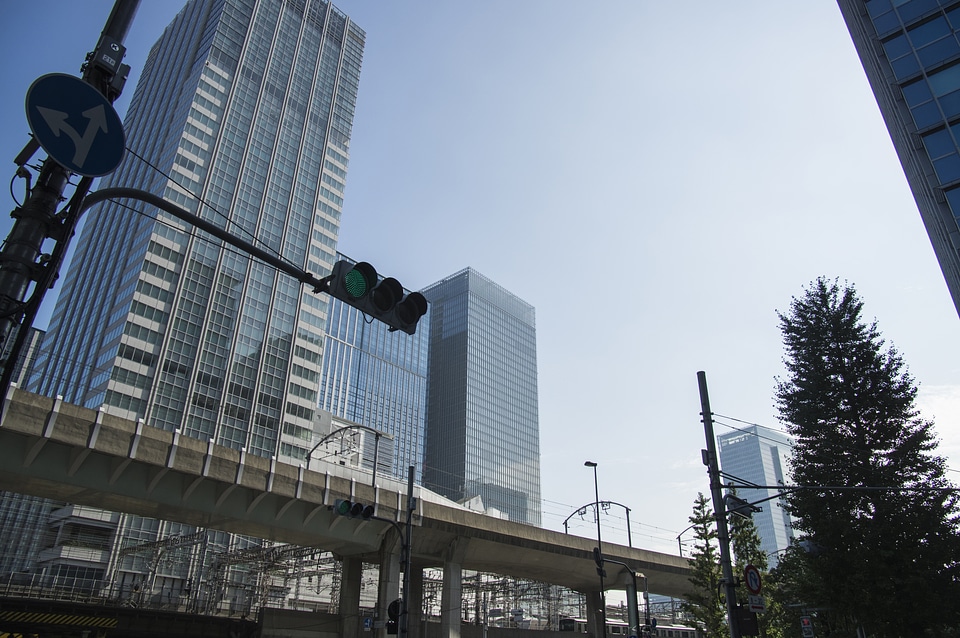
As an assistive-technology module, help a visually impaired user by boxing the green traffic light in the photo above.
[341,262,378,299]
[324,260,427,335]
[344,268,369,298]
[334,499,353,515]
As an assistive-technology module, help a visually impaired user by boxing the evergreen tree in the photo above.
[775,277,960,637]
[682,493,728,638]
[766,543,825,637]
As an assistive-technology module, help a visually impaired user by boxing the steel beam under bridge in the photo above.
[0,387,692,598]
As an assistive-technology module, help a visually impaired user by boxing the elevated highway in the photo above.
[0,387,692,633]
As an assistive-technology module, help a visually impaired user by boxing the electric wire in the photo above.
[121,145,307,275]
[8,173,22,208]
[8,151,681,552]
[711,412,792,439]
[41,145,960,559]
[711,412,960,477]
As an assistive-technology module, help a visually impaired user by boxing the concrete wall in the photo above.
[260,608,341,638]
[422,622,569,638]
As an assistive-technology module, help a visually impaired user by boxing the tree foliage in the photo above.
[682,493,728,638]
[766,544,827,636]
[774,277,960,637]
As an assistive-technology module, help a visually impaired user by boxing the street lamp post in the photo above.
[584,460,607,638]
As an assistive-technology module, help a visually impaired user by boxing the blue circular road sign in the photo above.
[25,73,125,177]
[744,564,762,595]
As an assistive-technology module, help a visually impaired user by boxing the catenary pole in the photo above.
[697,371,741,638]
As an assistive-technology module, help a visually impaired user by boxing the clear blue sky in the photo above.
[2,1,959,556]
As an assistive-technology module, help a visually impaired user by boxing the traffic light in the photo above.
[725,493,761,520]
[324,260,428,335]
[332,498,375,519]
[387,598,401,635]
[593,547,606,577]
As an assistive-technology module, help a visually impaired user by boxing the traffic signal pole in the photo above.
[697,371,741,638]
[400,465,415,638]
[0,0,139,378]
[329,465,416,638]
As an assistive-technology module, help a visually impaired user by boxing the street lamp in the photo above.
[584,460,606,638]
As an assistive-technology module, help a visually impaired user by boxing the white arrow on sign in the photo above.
[35,104,109,167]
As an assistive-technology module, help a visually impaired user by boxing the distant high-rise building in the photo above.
[838,0,960,316]
[717,426,795,564]
[421,268,541,525]
[318,255,431,482]
[11,0,365,592]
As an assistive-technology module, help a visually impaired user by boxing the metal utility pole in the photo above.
[584,460,607,638]
[400,465,415,638]
[0,0,139,387]
[697,371,741,638]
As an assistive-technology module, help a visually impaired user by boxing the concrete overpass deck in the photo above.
[0,387,691,601]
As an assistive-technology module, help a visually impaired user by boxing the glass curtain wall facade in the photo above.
[2,327,45,387]
[31,0,362,466]
[10,0,363,592]
[318,254,431,483]
[421,268,541,526]
[838,0,960,316]
[717,426,795,565]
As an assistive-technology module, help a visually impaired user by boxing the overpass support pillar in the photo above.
[584,588,604,638]
[376,530,402,638]
[340,555,364,638]
[440,537,469,638]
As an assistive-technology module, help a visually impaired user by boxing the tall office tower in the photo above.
[717,426,795,565]
[31,0,362,462]
[421,268,541,525]
[15,0,364,590]
[318,256,431,482]
[838,0,960,316]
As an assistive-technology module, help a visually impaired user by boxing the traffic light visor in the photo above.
[396,292,428,325]
[372,277,403,311]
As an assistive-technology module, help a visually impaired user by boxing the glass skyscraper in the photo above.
[318,255,431,483]
[717,426,795,565]
[30,0,362,463]
[9,0,364,591]
[421,268,541,526]
[838,0,960,316]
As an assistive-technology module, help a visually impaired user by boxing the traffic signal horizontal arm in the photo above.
[80,187,328,291]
